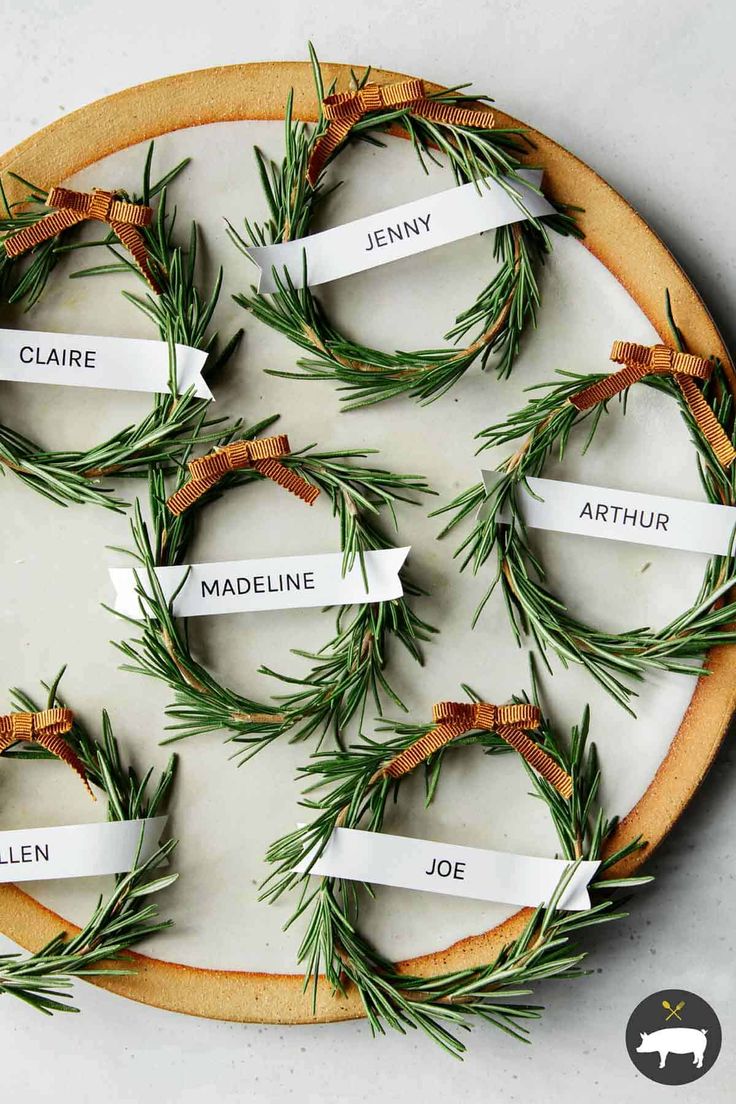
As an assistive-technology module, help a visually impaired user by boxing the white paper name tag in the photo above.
[481,471,736,556]
[0,328,212,399]
[110,547,410,618]
[245,170,553,293]
[0,816,166,883]
[296,826,599,911]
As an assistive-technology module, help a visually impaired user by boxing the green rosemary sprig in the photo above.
[262,694,650,1056]
[0,672,177,1014]
[110,437,435,759]
[0,145,237,510]
[435,301,736,710]
[231,46,581,410]
[0,176,62,309]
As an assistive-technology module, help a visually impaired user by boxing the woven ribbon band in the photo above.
[166,434,320,516]
[0,708,93,798]
[307,78,495,185]
[569,341,736,469]
[381,700,573,799]
[3,185,160,294]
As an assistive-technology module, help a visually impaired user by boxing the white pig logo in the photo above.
[636,1027,708,1070]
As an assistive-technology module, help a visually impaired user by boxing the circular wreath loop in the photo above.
[0,146,229,510]
[118,425,434,758]
[0,675,177,1014]
[439,322,736,712]
[233,52,581,409]
[262,693,650,1056]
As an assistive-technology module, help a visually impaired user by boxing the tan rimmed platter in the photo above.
[0,60,733,1024]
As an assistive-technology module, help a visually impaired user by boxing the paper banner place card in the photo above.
[0,328,212,399]
[295,826,600,911]
[481,471,736,557]
[110,547,410,619]
[245,170,554,293]
[0,816,166,883]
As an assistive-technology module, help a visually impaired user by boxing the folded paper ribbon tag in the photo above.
[295,826,599,911]
[245,170,553,294]
[110,548,410,618]
[480,471,736,556]
[0,328,212,399]
[0,816,166,883]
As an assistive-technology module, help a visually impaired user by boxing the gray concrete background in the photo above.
[0,1,734,1100]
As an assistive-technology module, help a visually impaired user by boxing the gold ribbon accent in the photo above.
[307,78,495,186]
[570,341,736,469]
[3,186,161,294]
[166,434,320,516]
[0,709,94,799]
[380,700,573,799]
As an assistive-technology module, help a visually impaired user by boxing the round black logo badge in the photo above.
[625,989,722,1084]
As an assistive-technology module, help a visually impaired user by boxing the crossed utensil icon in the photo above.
[662,999,686,1021]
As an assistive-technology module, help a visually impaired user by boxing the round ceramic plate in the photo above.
[0,61,733,1024]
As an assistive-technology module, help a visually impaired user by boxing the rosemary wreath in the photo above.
[111,431,435,758]
[0,672,177,1014]
[262,688,650,1056]
[0,144,234,510]
[436,300,736,711]
[231,46,580,409]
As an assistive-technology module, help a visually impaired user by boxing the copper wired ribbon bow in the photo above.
[570,341,736,469]
[3,186,161,294]
[377,701,573,799]
[307,78,495,186]
[166,434,320,517]
[0,709,94,799]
